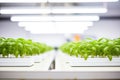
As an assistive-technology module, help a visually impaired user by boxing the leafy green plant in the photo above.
[0,37,53,58]
[60,38,120,61]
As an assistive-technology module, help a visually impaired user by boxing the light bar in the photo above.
[18,22,93,27]
[25,25,88,34]
[24,22,55,34]
[0,8,51,14]
[0,7,107,14]
[55,22,93,27]
[12,16,53,22]
[21,22,90,34]
[0,0,118,3]
[53,15,99,21]
[0,0,47,3]
[48,0,119,3]
[52,7,107,14]
[29,26,88,34]
[11,15,99,22]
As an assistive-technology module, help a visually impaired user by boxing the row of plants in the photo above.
[0,37,53,58]
[60,38,120,61]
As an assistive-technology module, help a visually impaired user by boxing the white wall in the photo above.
[84,20,120,39]
[0,21,29,38]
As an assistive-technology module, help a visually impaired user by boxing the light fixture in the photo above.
[11,15,99,22]
[24,22,56,34]
[53,15,99,21]
[52,7,107,14]
[19,22,91,34]
[55,22,93,27]
[48,0,119,3]
[55,25,88,34]
[0,7,107,14]
[18,22,93,27]
[0,0,118,3]
[25,25,88,34]
[0,8,51,14]
[12,15,53,22]
[24,22,55,34]
[0,0,47,3]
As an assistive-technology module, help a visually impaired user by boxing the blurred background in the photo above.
[0,0,120,47]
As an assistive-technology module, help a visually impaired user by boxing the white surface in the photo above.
[84,20,120,39]
[55,53,120,79]
[0,57,34,66]
[69,56,120,67]
[0,51,120,79]
[0,51,55,71]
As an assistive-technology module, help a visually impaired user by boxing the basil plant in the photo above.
[0,37,53,58]
[60,38,120,61]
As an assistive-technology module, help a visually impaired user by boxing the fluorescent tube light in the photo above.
[55,22,93,27]
[25,26,56,34]
[55,25,88,34]
[0,8,51,14]
[53,15,99,21]
[24,22,56,34]
[18,22,93,27]
[18,22,54,27]
[0,7,107,14]
[0,0,118,3]
[52,7,107,14]
[25,25,88,34]
[49,0,119,3]
[19,22,91,34]
[0,0,47,3]
[12,16,53,22]
[11,15,99,22]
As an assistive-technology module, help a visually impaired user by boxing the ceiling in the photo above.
[0,1,120,20]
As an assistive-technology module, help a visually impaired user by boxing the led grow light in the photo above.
[12,15,99,22]
[0,7,107,14]
[52,7,107,14]
[0,0,47,3]
[18,22,93,27]
[20,22,90,34]
[0,8,51,14]
[48,0,119,3]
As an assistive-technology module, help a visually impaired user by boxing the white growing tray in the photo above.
[69,57,120,67]
[0,57,34,67]
[58,51,120,67]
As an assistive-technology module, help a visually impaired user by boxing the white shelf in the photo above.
[0,57,34,67]
[54,51,120,79]
[0,51,120,79]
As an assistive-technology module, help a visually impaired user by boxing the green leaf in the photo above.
[108,55,112,61]
[84,53,88,60]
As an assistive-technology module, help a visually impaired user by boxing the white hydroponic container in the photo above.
[69,57,120,67]
[59,51,120,67]
[0,57,34,67]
